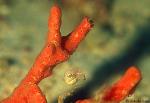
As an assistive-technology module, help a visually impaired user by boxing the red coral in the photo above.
[1,5,93,103]
[75,66,142,103]
[102,66,141,103]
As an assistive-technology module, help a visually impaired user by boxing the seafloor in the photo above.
[0,0,150,103]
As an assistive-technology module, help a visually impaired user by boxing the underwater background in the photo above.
[0,0,150,103]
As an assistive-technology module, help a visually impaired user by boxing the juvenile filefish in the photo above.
[64,69,86,85]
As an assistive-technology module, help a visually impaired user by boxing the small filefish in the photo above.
[64,69,86,85]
